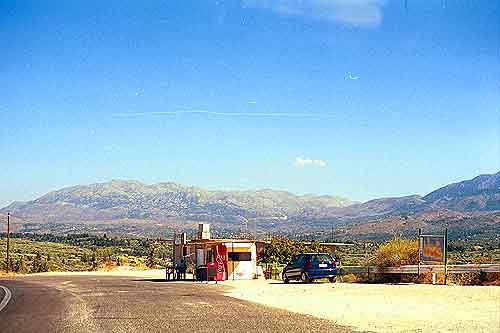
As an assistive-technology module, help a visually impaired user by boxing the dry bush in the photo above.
[482,272,500,286]
[341,273,359,283]
[414,272,499,286]
[448,273,482,286]
[103,259,115,271]
[447,272,500,286]
[375,238,418,269]
[399,273,418,283]
[418,272,445,284]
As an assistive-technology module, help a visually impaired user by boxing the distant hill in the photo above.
[321,172,500,221]
[1,172,499,239]
[0,179,352,228]
[423,172,500,211]
[326,195,426,219]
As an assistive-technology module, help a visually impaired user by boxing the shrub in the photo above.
[341,273,360,283]
[12,256,29,274]
[31,251,48,273]
[448,273,482,286]
[104,259,115,271]
[375,238,418,269]
[258,237,331,265]
[418,272,444,284]
[446,271,499,286]
[146,245,155,268]
[482,272,500,286]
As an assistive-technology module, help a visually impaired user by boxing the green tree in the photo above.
[91,249,98,271]
[32,251,48,273]
[258,237,330,265]
[146,243,155,268]
[17,256,28,273]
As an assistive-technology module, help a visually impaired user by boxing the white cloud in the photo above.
[294,157,327,168]
[243,0,386,28]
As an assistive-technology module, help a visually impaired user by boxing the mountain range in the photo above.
[1,172,499,240]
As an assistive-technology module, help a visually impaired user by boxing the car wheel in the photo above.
[329,277,336,283]
[283,273,290,284]
[301,272,310,283]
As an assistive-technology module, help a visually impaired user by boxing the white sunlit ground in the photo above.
[221,279,500,333]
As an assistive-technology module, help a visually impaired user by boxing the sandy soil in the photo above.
[0,267,169,278]
[221,280,500,333]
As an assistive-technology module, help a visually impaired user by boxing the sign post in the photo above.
[418,229,448,285]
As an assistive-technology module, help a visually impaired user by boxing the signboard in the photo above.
[420,235,445,262]
[174,232,186,245]
[215,244,227,280]
[418,229,449,285]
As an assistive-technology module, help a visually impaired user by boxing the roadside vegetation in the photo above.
[1,233,498,285]
[0,233,172,274]
[335,238,500,266]
[374,238,419,268]
[258,236,499,286]
[258,237,330,265]
[338,238,500,286]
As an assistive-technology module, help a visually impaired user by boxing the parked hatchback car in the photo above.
[282,253,336,283]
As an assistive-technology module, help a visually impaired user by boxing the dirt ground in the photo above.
[221,279,500,333]
[0,267,169,278]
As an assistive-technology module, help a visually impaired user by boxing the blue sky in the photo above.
[1,0,499,207]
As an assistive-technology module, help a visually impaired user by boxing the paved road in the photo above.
[0,275,355,333]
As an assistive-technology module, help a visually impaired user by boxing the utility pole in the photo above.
[6,212,10,273]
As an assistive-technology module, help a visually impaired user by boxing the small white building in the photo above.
[173,223,351,280]
[175,239,265,280]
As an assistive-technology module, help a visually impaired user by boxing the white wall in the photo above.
[225,243,257,280]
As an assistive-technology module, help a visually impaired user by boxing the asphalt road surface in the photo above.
[0,275,355,333]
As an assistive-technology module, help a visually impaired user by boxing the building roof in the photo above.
[185,238,267,245]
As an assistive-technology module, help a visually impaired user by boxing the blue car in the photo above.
[282,253,336,283]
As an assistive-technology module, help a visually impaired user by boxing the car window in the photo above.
[296,255,308,265]
[311,254,333,263]
[288,256,298,266]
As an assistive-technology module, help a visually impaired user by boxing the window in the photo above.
[296,255,307,265]
[207,249,213,263]
[311,254,333,263]
[227,252,252,261]
[289,255,306,266]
